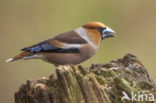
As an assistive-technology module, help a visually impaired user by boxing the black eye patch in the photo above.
[97,27,106,31]
[97,27,105,34]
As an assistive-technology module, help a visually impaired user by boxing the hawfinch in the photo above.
[6,22,115,65]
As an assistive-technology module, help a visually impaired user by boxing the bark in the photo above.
[15,54,156,103]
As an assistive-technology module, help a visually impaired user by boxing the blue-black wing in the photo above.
[21,42,79,53]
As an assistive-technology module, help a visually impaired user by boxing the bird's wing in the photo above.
[51,30,87,44]
[21,30,87,53]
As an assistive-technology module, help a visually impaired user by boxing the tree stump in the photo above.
[15,54,156,103]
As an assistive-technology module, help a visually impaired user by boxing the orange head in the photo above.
[83,22,116,40]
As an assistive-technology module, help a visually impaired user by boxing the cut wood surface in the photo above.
[15,54,156,103]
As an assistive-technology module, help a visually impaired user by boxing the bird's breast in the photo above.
[41,44,98,65]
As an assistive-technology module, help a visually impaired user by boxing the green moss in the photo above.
[96,76,105,85]
[99,70,117,78]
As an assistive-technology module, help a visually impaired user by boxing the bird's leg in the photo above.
[55,64,73,70]
[55,65,64,69]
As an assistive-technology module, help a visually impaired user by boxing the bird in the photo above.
[6,22,116,66]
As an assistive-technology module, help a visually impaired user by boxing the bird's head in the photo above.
[82,22,116,40]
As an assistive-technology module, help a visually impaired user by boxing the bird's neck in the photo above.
[75,27,100,49]
[85,29,101,47]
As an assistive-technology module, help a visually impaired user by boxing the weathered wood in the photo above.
[15,54,156,103]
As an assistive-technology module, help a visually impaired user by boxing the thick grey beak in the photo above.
[102,26,116,39]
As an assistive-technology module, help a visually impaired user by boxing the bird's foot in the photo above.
[55,65,73,70]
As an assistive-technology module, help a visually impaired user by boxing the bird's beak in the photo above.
[102,26,116,39]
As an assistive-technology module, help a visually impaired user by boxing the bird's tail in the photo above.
[6,52,33,62]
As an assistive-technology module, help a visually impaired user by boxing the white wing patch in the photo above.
[61,44,82,49]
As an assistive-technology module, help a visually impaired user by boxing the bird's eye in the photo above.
[97,27,105,32]
[97,27,103,31]
[97,27,104,37]
[103,27,107,30]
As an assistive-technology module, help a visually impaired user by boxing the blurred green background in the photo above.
[1,0,156,102]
